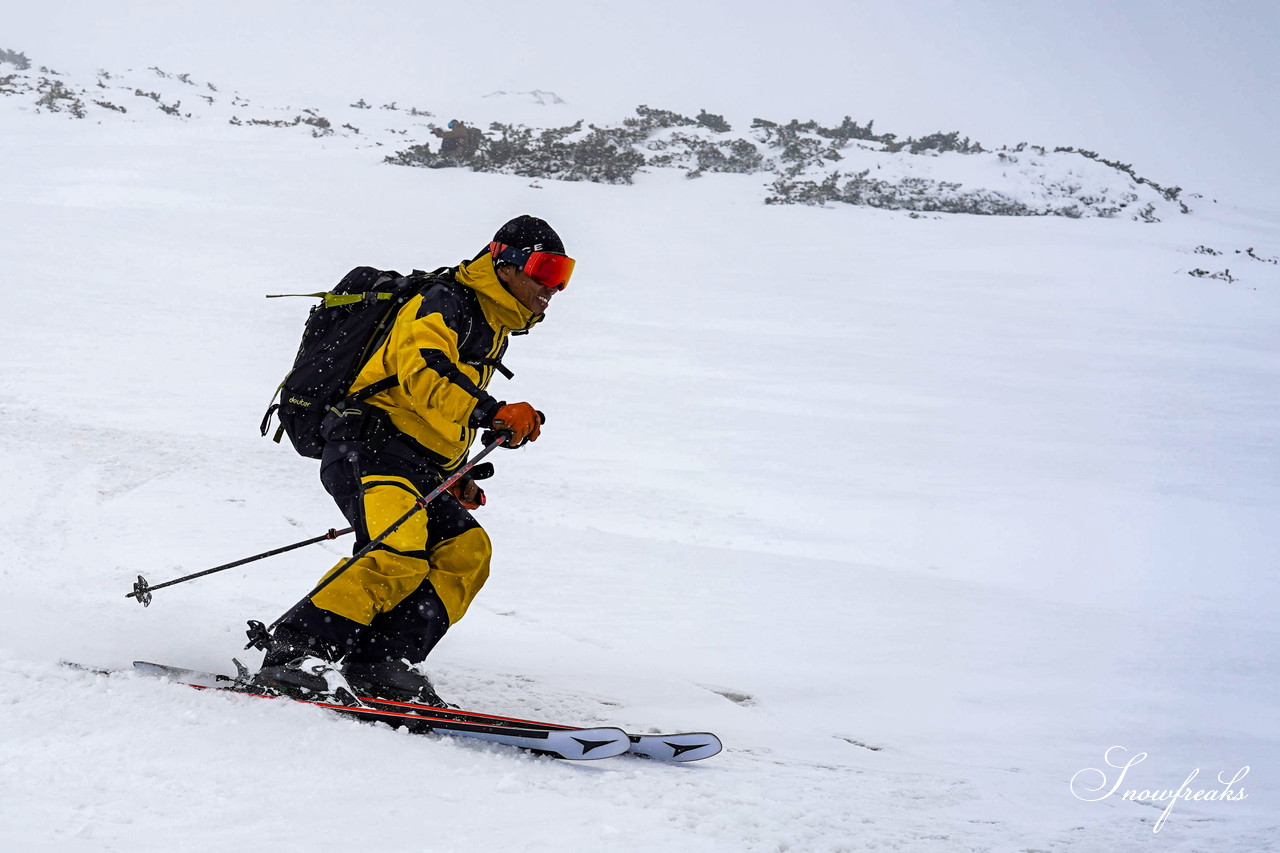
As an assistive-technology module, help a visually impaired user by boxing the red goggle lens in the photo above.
[523,251,575,291]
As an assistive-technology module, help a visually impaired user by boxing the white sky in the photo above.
[9,0,1279,203]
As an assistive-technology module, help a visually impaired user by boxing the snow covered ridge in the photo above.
[395,110,1189,222]
[2,49,1187,221]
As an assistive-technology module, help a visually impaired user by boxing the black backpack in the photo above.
[260,265,449,458]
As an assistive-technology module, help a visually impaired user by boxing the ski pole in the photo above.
[251,433,510,643]
[127,527,355,607]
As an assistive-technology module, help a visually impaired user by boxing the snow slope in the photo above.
[0,55,1191,220]
[2,59,1279,852]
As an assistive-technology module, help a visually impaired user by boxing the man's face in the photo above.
[499,264,558,315]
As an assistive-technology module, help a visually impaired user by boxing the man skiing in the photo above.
[253,215,575,705]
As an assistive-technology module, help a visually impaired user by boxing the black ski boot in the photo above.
[343,658,449,707]
[249,602,365,705]
[252,653,363,706]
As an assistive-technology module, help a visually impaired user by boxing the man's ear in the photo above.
[495,263,516,285]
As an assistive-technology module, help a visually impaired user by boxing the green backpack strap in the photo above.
[266,292,397,307]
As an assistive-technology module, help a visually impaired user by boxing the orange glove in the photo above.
[490,402,542,448]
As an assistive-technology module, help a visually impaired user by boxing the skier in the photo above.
[253,215,575,705]
[432,119,474,163]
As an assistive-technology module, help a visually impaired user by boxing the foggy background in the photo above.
[10,0,1278,205]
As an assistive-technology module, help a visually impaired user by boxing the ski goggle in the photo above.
[490,242,576,291]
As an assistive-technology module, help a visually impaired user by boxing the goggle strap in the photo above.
[489,242,530,268]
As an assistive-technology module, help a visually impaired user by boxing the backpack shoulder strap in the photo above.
[338,266,458,404]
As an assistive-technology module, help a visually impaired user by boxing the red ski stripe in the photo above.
[359,695,573,729]
[188,684,558,733]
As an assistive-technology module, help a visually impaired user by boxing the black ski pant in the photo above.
[269,436,491,667]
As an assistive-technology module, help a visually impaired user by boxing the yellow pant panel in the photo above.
[311,551,430,626]
[360,480,427,554]
[428,527,492,623]
[309,478,492,626]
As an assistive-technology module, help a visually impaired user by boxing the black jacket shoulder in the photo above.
[412,272,493,363]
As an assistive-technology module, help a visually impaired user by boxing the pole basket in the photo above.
[131,575,153,608]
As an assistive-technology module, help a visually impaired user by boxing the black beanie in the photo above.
[492,215,565,255]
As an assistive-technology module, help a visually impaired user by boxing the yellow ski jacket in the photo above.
[349,253,540,470]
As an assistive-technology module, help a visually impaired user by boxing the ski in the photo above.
[127,661,721,762]
[126,661,629,760]
[359,693,723,762]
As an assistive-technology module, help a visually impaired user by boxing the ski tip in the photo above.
[628,732,723,762]
[59,660,114,676]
